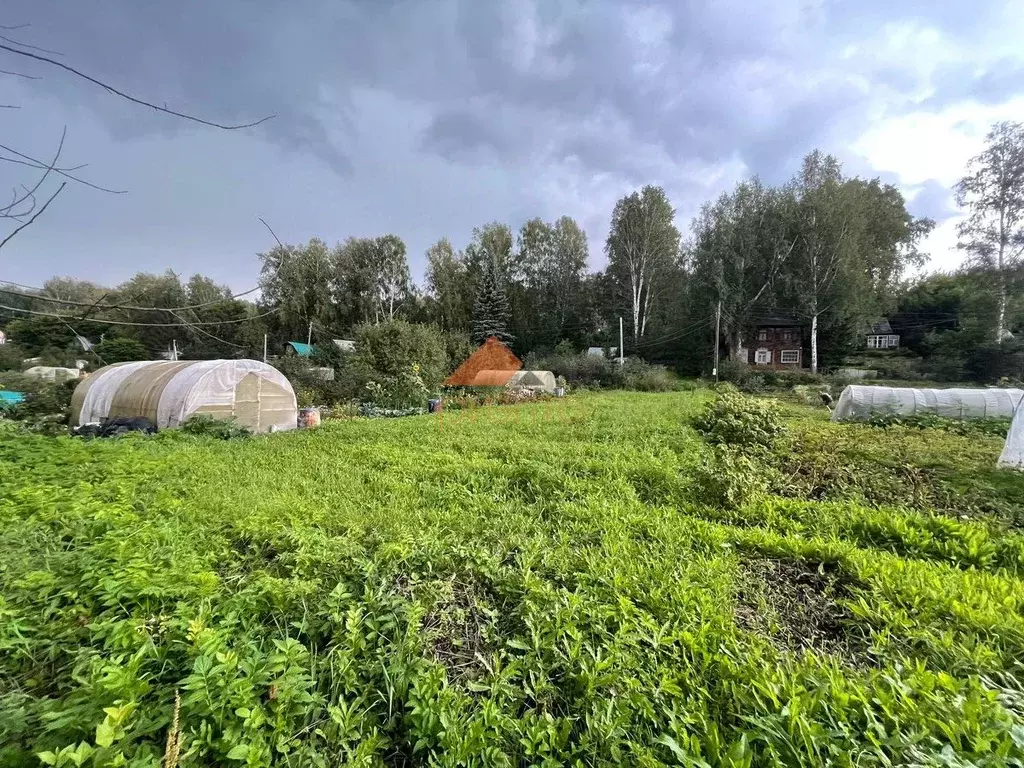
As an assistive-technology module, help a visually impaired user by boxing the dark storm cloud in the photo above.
[1,0,1021,285]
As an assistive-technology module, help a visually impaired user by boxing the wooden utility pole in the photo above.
[713,300,721,381]
[307,321,313,347]
[263,333,268,364]
[172,338,178,362]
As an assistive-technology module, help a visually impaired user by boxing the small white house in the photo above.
[867,321,899,349]
[586,346,618,358]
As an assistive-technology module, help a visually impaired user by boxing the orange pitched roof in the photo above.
[444,336,521,386]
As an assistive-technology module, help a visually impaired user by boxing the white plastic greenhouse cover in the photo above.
[998,398,1024,469]
[832,385,1024,422]
[71,359,297,433]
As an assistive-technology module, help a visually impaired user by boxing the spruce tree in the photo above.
[472,255,514,344]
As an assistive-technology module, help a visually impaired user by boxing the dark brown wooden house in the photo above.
[746,314,804,370]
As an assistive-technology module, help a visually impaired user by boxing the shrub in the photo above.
[0,340,27,372]
[692,445,772,509]
[522,350,624,389]
[181,415,252,439]
[352,321,447,402]
[621,359,677,392]
[274,355,366,408]
[363,363,430,409]
[693,391,786,451]
[7,379,76,423]
[93,337,149,364]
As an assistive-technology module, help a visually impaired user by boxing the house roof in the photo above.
[753,314,803,328]
[445,336,521,386]
[869,320,894,335]
[286,341,314,357]
[471,369,517,386]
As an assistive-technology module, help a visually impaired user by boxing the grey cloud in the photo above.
[1,0,1021,288]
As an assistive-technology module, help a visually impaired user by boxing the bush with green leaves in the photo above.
[92,337,150,364]
[621,358,677,391]
[181,415,252,439]
[0,340,27,372]
[522,349,624,388]
[694,391,787,450]
[351,320,447,403]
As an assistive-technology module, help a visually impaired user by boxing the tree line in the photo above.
[2,124,1023,381]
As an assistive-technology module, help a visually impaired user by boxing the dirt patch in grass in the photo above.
[735,556,862,661]
[422,578,497,683]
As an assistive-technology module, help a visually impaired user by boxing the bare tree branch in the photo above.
[0,139,124,194]
[0,181,65,251]
[1,127,67,220]
[0,67,38,79]
[0,104,19,109]
[0,42,274,130]
[0,32,63,56]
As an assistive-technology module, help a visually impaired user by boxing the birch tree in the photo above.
[955,121,1024,344]
[785,151,852,374]
[606,186,680,345]
[372,234,411,323]
[689,180,795,360]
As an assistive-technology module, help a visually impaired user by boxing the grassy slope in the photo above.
[2,392,1024,766]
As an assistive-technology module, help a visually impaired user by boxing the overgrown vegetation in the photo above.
[2,391,1024,765]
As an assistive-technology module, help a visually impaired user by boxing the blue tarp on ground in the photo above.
[0,391,26,409]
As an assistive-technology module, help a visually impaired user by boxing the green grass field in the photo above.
[3,391,1024,767]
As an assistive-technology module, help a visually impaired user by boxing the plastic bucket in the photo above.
[298,407,321,429]
[428,398,443,414]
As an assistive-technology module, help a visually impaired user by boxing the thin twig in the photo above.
[0,140,123,193]
[1,127,67,219]
[0,33,63,56]
[0,104,19,109]
[0,67,39,79]
[0,181,65,250]
[0,43,274,130]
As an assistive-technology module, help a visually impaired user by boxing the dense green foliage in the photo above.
[351,322,447,408]
[694,392,786,451]
[3,392,1024,766]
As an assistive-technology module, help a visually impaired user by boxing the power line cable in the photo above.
[0,302,276,327]
[0,283,261,311]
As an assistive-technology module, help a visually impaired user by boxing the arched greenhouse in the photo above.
[70,359,298,433]
[832,385,1024,422]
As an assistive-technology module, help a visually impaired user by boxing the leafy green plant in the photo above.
[181,415,252,439]
[694,391,787,450]
[2,391,1023,766]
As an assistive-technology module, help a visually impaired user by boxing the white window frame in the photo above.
[780,349,800,364]
[868,334,900,349]
[754,348,771,365]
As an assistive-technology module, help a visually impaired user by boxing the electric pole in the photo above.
[618,317,624,366]
[263,333,268,364]
[713,300,721,382]
[172,338,178,362]
[307,321,313,347]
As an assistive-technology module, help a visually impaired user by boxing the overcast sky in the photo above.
[2,0,1023,292]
